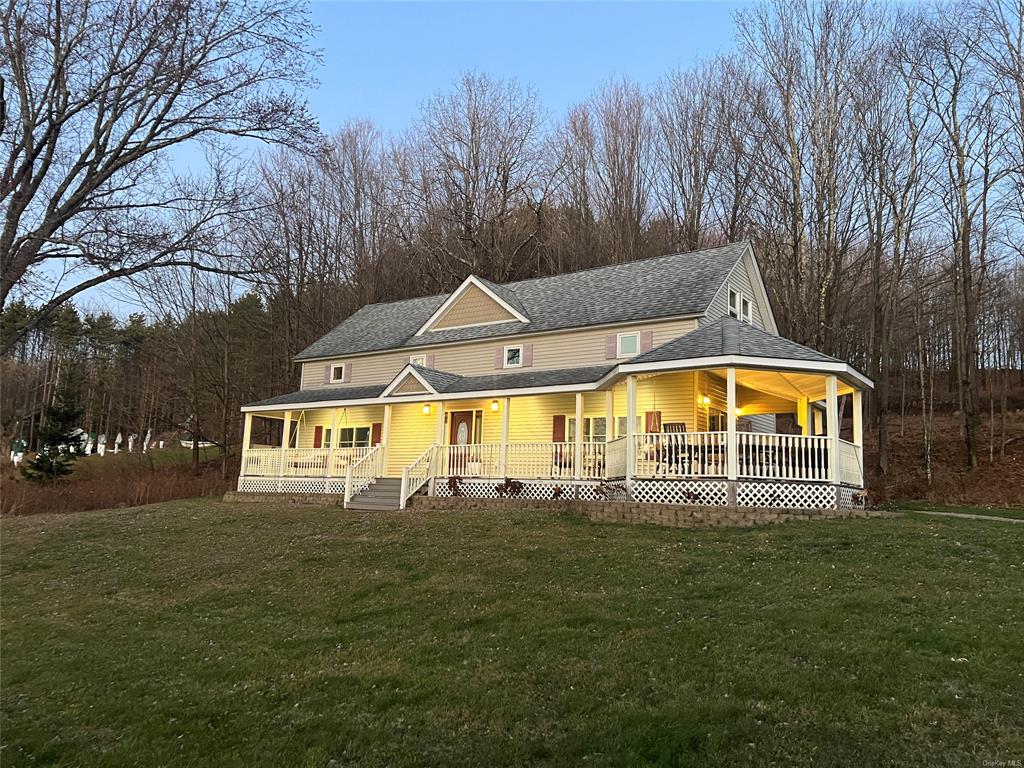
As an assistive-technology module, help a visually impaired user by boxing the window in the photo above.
[708,408,726,432]
[504,345,523,368]
[330,364,346,383]
[567,416,608,443]
[617,332,640,358]
[409,354,427,366]
[729,289,752,324]
[615,415,643,438]
[323,428,333,448]
[337,426,371,448]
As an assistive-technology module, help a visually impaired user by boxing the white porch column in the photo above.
[434,401,444,443]
[626,375,637,486]
[499,397,510,476]
[326,408,339,477]
[279,410,291,478]
[826,375,840,483]
[726,368,738,480]
[574,392,584,480]
[605,389,614,438]
[240,413,253,476]
[382,404,393,470]
[852,389,863,447]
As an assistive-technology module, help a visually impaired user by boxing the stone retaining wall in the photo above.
[409,495,890,529]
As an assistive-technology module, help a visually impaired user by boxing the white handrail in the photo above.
[837,439,863,486]
[605,436,627,479]
[344,445,383,506]
[400,445,436,510]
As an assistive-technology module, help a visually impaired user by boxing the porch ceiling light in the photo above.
[421,403,431,415]
[734,407,743,417]
[490,399,500,412]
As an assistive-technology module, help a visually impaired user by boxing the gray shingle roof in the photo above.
[294,242,749,360]
[245,365,614,408]
[246,384,386,408]
[632,316,840,365]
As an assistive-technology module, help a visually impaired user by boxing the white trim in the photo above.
[329,363,347,383]
[380,364,438,398]
[616,331,640,358]
[413,275,529,337]
[743,244,779,334]
[503,344,524,368]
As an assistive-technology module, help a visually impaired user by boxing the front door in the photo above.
[448,411,475,475]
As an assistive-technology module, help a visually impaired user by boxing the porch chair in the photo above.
[662,422,687,475]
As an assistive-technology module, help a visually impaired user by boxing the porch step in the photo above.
[347,477,403,512]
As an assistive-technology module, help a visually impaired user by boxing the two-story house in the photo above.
[237,242,871,511]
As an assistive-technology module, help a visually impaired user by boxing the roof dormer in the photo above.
[414,275,529,336]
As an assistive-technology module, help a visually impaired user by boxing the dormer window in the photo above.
[409,354,427,366]
[504,345,523,368]
[617,332,640,358]
[729,289,752,324]
[329,364,346,383]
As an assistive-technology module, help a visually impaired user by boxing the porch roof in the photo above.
[632,316,839,365]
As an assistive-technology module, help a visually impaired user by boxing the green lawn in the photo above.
[2,502,1022,767]
[893,501,1024,520]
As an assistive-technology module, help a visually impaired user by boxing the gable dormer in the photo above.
[415,275,529,336]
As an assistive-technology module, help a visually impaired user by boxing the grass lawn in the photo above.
[893,501,1024,521]
[2,503,1022,767]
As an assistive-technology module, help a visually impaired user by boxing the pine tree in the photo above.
[22,386,83,484]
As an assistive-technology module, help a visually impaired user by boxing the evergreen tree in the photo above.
[21,385,83,484]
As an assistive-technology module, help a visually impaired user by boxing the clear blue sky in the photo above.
[73,1,750,317]
[306,1,749,136]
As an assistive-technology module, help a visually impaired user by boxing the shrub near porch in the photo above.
[2,501,1022,767]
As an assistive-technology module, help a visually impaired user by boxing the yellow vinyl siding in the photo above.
[299,317,699,390]
[384,403,435,476]
[611,372,697,435]
[429,283,518,330]
[293,405,384,449]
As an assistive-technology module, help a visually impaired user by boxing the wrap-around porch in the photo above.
[239,364,866,508]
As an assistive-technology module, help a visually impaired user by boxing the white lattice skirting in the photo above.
[737,481,839,510]
[631,479,730,506]
[237,477,347,494]
[434,478,627,502]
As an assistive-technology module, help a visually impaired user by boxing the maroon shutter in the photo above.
[341,364,351,383]
[425,354,435,368]
[605,335,617,359]
[313,425,323,448]
[645,410,662,433]
[370,422,383,446]
[640,330,654,352]
[494,348,504,369]
[323,364,331,384]
[552,414,566,442]
[522,343,533,367]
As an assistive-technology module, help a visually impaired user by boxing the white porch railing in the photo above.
[242,447,373,477]
[736,433,832,481]
[838,439,863,486]
[400,445,436,509]
[242,448,282,477]
[633,432,728,478]
[436,442,607,480]
[344,445,384,506]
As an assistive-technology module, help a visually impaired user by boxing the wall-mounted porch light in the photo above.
[699,395,711,407]
[490,399,500,412]
[421,403,431,415]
